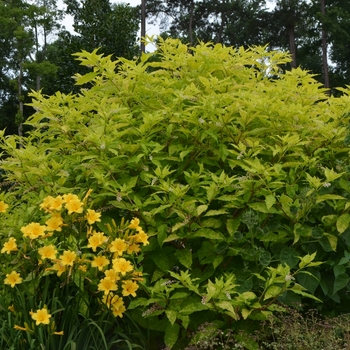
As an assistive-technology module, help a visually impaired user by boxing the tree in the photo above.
[322,0,350,88]
[25,0,63,91]
[45,0,139,94]
[0,0,62,135]
[64,0,139,58]
[320,0,330,89]
[0,0,34,135]
[147,0,270,47]
[268,0,312,69]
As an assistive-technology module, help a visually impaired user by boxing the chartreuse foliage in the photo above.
[1,38,350,348]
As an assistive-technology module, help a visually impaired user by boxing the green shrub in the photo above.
[1,38,350,349]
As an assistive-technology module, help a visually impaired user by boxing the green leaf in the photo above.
[164,323,180,349]
[336,213,350,234]
[249,202,279,214]
[175,248,192,269]
[215,301,239,320]
[179,297,208,315]
[259,251,272,266]
[289,284,322,302]
[298,252,317,269]
[157,224,168,248]
[165,310,178,326]
[264,286,282,300]
[297,271,320,294]
[324,168,344,182]
[128,298,149,309]
[170,292,190,300]
[74,71,98,85]
[197,204,208,216]
[241,308,252,320]
[226,219,240,236]
[205,183,218,201]
[311,227,324,239]
[191,228,225,240]
[151,251,170,272]
[265,194,276,209]
[150,204,172,216]
[204,209,228,216]
[163,233,181,243]
[202,218,222,228]
[316,194,345,204]
[333,273,349,295]
[280,247,299,269]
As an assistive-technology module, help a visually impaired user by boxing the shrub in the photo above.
[1,38,350,348]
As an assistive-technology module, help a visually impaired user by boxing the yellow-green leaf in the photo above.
[265,194,276,209]
[336,213,350,234]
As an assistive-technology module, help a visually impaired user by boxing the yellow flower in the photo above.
[1,237,18,254]
[127,242,141,254]
[98,277,118,295]
[21,222,46,240]
[128,217,140,229]
[104,269,120,281]
[65,199,84,214]
[79,265,87,272]
[40,196,54,212]
[87,231,105,252]
[112,258,133,276]
[8,304,15,312]
[40,195,64,212]
[14,324,27,331]
[131,271,144,282]
[50,260,66,276]
[31,307,51,325]
[53,331,64,335]
[111,297,126,318]
[50,196,64,211]
[62,193,80,203]
[131,230,149,246]
[0,200,9,213]
[38,245,57,260]
[59,250,77,266]
[91,256,110,271]
[122,280,139,297]
[109,238,128,256]
[4,271,22,288]
[46,212,64,231]
[85,209,101,225]
[102,294,126,317]
[102,293,117,307]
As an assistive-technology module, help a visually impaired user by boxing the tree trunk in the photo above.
[321,0,330,91]
[18,60,23,137]
[216,0,227,44]
[34,21,41,91]
[288,24,297,68]
[141,0,146,53]
[189,0,194,45]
